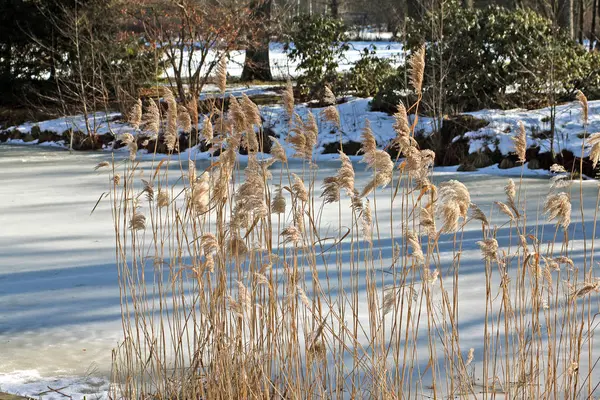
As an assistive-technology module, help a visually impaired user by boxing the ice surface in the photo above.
[2,144,600,398]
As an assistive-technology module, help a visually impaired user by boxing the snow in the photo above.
[161,41,404,81]
[4,96,597,171]
[1,144,600,398]
[8,112,133,137]
[464,101,596,156]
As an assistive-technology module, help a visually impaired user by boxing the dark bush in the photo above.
[346,47,396,98]
[373,2,600,113]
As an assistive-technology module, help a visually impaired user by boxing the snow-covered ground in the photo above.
[1,144,599,398]
[161,41,404,81]
[4,97,597,165]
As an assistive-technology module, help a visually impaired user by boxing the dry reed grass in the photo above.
[103,76,600,399]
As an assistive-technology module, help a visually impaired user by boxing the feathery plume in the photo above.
[178,105,192,133]
[283,80,294,118]
[163,88,178,152]
[201,233,218,256]
[570,281,600,300]
[393,101,411,138]
[321,176,340,204]
[465,348,475,367]
[271,187,286,214]
[186,96,198,130]
[361,150,394,197]
[587,133,600,168]
[544,192,571,229]
[495,201,515,221]
[505,178,516,200]
[469,203,489,226]
[576,90,588,125]
[227,235,248,259]
[409,46,425,95]
[360,120,377,165]
[478,238,499,262]
[201,116,213,143]
[129,208,146,231]
[291,174,309,203]
[270,137,288,163]
[406,230,424,265]
[94,161,110,171]
[188,173,210,214]
[321,105,340,128]
[128,141,138,162]
[216,57,227,94]
[513,121,527,164]
[424,268,439,285]
[241,93,262,130]
[119,133,135,145]
[157,190,169,208]
[362,199,373,243]
[437,180,471,233]
[141,179,154,202]
[337,152,355,195]
[505,178,520,218]
[304,112,318,154]
[553,255,574,270]
[143,99,160,137]
[128,99,143,130]
[420,205,437,237]
[281,225,302,244]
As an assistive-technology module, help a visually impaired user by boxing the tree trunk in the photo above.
[578,0,584,44]
[591,0,598,50]
[330,0,339,17]
[241,0,273,82]
[558,0,574,38]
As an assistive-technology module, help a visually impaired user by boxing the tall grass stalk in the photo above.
[103,83,600,399]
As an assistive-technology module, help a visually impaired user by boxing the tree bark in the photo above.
[330,0,339,18]
[558,0,574,38]
[578,0,584,44]
[241,0,273,82]
[591,0,598,49]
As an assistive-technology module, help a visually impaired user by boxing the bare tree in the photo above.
[126,0,257,101]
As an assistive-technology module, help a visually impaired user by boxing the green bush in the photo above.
[369,67,409,113]
[373,2,600,113]
[284,15,349,100]
[346,47,396,97]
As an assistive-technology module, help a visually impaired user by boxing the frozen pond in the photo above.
[1,144,600,398]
